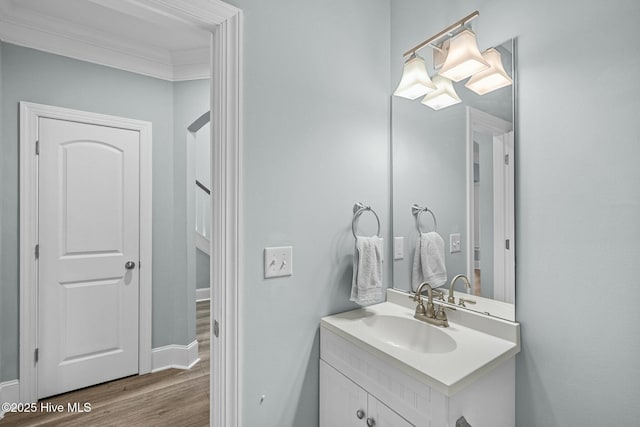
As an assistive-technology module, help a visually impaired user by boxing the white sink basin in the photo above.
[321,300,520,396]
[360,315,456,354]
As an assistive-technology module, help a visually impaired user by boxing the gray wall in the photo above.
[233,0,640,425]
[228,0,390,425]
[391,0,640,425]
[196,249,210,290]
[0,43,204,380]
[392,104,467,290]
[172,79,210,340]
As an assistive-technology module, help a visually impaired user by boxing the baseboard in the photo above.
[0,379,20,419]
[196,287,211,301]
[151,340,200,373]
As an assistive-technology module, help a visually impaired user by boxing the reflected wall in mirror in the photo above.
[391,38,515,320]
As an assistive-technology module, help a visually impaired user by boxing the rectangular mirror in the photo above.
[391,38,516,320]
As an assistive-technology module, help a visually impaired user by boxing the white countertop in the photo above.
[320,300,520,396]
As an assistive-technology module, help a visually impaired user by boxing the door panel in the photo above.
[38,117,140,399]
[368,395,414,427]
[61,141,124,255]
[320,360,367,427]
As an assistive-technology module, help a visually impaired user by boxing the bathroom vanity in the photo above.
[320,290,520,426]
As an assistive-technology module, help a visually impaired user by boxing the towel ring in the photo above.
[352,202,381,238]
[411,204,437,233]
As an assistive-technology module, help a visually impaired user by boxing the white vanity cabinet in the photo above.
[320,325,516,427]
[320,359,412,427]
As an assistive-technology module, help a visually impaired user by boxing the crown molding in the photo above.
[0,0,210,81]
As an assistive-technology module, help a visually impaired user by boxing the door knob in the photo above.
[356,409,365,419]
[366,418,375,427]
[125,261,136,270]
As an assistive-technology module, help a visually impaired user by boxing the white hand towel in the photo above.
[412,232,447,291]
[350,236,383,305]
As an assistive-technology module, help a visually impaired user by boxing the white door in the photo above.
[38,117,141,398]
[492,131,515,304]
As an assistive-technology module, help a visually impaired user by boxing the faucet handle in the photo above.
[431,288,445,301]
[415,301,427,316]
[435,305,449,326]
[458,298,476,307]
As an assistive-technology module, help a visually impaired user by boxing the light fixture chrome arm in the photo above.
[402,10,479,57]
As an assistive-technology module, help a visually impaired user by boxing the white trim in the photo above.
[465,107,513,303]
[0,380,20,418]
[0,0,210,81]
[19,102,153,403]
[151,340,200,372]
[210,9,243,427]
[195,232,211,255]
[197,287,211,301]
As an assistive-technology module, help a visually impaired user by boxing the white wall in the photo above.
[392,0,640,425]
[512,1,640,424]
[228,0,391,425]
[234,0,640,425]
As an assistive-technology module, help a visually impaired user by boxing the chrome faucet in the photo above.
[413,282,449,327]
[448,274,474,306]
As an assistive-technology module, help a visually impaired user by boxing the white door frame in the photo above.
[19,102,153,402]
[18,3,242,426]
[465,107,513,300]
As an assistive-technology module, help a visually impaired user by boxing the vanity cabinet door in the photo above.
[321,360,415,427]
[367,395,414,427]
[320,360,368,427]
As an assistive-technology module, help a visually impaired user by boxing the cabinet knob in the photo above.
[356,409,365,419]
[366,418,376,427]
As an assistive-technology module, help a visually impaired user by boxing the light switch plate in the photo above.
[450,233,461,253]
[264,246,293,278]
[393,236,404,260]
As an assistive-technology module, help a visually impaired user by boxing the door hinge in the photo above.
[35,244,39,259]
[34,348,39,363]
[504,154,509,165]
[35,140,40,155]
[506,239,510,250]
[213,320,220,338]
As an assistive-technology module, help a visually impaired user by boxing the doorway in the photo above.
[12,2,242,426]
[466,107,515,303]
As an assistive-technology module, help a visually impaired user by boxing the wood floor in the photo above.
[2,300,211,427]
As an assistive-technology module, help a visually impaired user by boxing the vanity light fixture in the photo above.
[465,48,513,95]
[421,75,461,110]
[393,52,436,100]
[437,29,489,82]
[393,11,511,110]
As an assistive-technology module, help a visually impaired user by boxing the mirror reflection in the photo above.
[391,38,516,320]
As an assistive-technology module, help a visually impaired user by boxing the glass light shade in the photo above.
[465,48,513,95]
[393,53,436,100]
[421,75,461,110]
[438,29,489,82]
